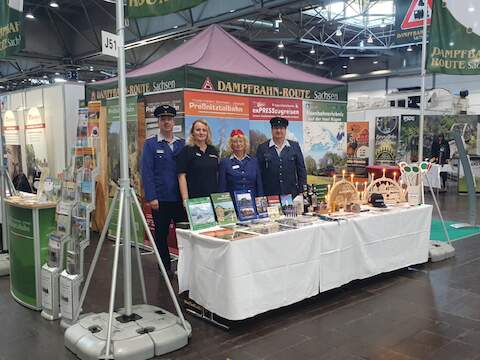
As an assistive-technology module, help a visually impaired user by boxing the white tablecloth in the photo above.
[177,205,432,320]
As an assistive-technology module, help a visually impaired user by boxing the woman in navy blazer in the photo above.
[218,129,263,197]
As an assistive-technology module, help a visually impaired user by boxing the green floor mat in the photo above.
[430,219,480,242]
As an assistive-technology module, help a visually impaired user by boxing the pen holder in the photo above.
[407,185,421,206]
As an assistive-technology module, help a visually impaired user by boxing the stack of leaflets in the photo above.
[266,195,282,218]
[185,197,217,231]
[199,228,257,241]
[245,222,292,235]
[276,215,318,228]
[255,196,269,218]
[210,193,238,225]
[234,190,257,221]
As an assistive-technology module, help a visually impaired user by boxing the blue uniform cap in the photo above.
[270,117,289,128]
[154,105,176,118]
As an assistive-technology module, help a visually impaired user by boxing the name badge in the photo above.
[232,165,240,169]
[156,149,164,154]
[195,152,202,157]
[209,154,218,158]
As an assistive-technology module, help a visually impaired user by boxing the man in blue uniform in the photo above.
[256,117,307,198]
[140,105,185,276]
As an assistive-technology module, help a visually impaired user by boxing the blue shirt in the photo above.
[218,155,263,197]
[140,134,185,202]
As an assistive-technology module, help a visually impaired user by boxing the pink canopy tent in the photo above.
[94,24,342,87]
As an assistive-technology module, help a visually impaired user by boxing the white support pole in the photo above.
[0,111,7,253]
[418,0,429,162]
[115,0,133,316]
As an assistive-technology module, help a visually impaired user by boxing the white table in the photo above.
[177,205,432,321]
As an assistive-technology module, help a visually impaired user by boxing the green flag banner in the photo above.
[127,0,207,18]
[0,0,24,58]
[428,0,480,74]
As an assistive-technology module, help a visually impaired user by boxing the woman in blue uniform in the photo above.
[218,129,263,197]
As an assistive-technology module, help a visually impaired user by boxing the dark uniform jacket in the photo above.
[140,134,185,202]
[256,139,307,198]
[218,155,263,198]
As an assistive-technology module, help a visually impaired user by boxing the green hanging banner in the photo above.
[127,0,207,18]
[427,0,480,74]
[0,0,24,58]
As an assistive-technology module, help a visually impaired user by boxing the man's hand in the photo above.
[149,199,159,211]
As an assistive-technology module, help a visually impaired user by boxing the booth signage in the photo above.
[394,0,432,45]
[85,67,347,102]
[427,0,480,75]
[127,0,207,18]
[184,91,249,118]
[303,100,346,122]
[101,30,119,58]
[0,0,24,58]
[249,97,302,121]
[347,122,369,159]
[375,116,399,165]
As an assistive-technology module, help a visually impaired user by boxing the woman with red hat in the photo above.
[218,129,263,197]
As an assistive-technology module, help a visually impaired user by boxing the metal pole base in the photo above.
[65,304,191,360]
[450,223,477,229]
[429,240,456,262]
[0,253,9,276]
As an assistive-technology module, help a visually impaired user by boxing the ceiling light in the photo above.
[367,35,373,44]
[449,41,454,47]
[49,1,59,8]
[468,6,475,12]
[229,9,235,13]
[91,79,96,83]
[342,65,347,69]
[373,60,379,64]
[54,77,67,83]
[370,69,391,75]
[42,75,48,79]
[25,11,35,19]
[335,27,342,37]
[340,73,359,79]
[278,52,285,60]
[278,41,284,49]
[89,66,94,71]
[309,46,315,54]
[349,56,355,60]
[318,60,324,65]
[54,72,60,76]
[407,46,413,52]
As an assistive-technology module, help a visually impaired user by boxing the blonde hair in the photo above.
[228,135,249,156]
[187,119,213,146]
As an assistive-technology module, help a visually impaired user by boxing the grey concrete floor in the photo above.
[0,190,479,360]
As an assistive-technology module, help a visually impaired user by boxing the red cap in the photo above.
[230,129,244,138]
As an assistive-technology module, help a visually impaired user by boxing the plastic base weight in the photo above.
[64,304,191,360]
[0,253,9,276]
[429,240,456,262]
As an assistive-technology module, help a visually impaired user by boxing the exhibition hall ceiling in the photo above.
[0,0,422,92]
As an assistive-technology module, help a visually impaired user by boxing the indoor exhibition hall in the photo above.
[1,0,480,359]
